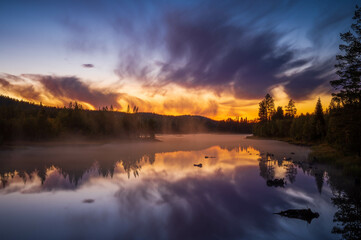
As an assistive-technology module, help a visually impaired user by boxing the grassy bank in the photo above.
[247,135,361,176]
[309,144,361,176]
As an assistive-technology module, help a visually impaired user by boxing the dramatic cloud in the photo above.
[282,59,336,99]
[82,64,94,68]
[28,75,121,108]
[111,1,352,101]
[0,74,125,109]
[0,75,41,101]
[0,73,224,118]
[158,14,293,98]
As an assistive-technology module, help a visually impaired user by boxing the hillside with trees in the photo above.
[0,95,253,144]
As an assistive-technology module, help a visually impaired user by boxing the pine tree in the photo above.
[258,94,275,122]
[265,94,275,121]
[331,5,361,107]
[285,99,297,118]
[272,106,284,120]
[313,98,326,139]
[329,5,361,155]
[258,100,267,122]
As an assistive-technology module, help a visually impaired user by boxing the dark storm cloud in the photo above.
[111,1,355,100]
[82,64,94,68]
[44,0,355,100]
[155,9,330,99]
[27,75,121,108]
[283,59,336,99]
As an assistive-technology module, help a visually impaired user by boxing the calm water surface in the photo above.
[0,134,359,240]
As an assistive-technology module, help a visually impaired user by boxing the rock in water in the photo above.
[194,163,202,168]
[274,208,319,223]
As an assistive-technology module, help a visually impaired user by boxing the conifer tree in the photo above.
[285,99,297,118]
[331,5,361,107]
[313,98,326,139]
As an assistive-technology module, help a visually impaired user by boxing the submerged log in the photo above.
[266,178,285,187]
[194,163,203,168]
[274,208,319,223]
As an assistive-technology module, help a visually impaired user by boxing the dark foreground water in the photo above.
[0,134,360,240]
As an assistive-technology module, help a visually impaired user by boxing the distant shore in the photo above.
[0,136,160,149]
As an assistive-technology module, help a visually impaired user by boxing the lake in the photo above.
[0,134,359,240]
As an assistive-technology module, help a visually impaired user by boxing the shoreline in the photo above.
[247,135,361,176]
[246,135,314,146]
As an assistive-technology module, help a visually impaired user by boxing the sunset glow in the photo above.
[0,1,355,119]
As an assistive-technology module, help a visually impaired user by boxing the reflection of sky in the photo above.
[0,135,338,239]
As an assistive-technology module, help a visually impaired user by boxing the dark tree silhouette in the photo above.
[285,99,297,118]
[313,98,326,139]
[265,94,275,121]
[0,95,253,144]
[258,100,267,122]
[332,191,361,240]
[258,94,275,122]
[272,106,284,120]
[331,5,361,107]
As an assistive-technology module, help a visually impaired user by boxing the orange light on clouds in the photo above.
[0,74,333,120]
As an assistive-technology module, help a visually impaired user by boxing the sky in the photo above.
[0,0,358,120]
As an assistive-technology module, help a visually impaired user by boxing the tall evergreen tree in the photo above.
[285,99,297,118]
[331,5,361,107]
[329,5,361,155]
[258,94,275,122]
[258,100,267,122]
[265,94,275,121]
[313,98,326,139]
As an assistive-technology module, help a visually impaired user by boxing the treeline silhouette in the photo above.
[254,6,361,157]
[0,95,253,144]
[253,94,361,156]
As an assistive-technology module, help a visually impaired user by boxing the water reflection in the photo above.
[0,134,359,240]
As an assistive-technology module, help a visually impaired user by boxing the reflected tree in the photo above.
[285,163,297,184]
[258,157,275,180]
[332,190,361,240]
[313,169,325,194]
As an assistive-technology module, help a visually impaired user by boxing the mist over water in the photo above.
[0,134,358,240]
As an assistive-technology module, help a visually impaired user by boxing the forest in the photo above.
[253,6,361,158]
[253,94,360,155]
[0,95,253,144]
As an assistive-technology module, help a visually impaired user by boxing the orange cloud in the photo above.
[0,73,332,120]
